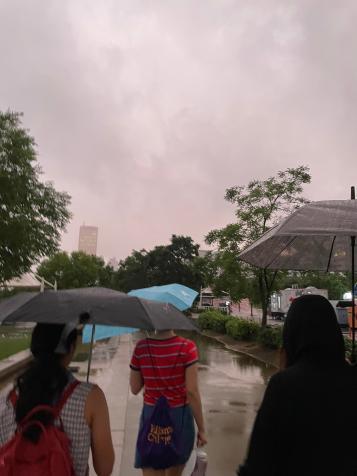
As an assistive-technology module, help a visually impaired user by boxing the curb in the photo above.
[0,350,32,382]
[201,331,279,369]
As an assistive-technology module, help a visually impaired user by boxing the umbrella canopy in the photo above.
[238,199,357,360]
[128,283,198,311]
[0,287,198,331]
[82,324,137,343]
[239,200,357,271]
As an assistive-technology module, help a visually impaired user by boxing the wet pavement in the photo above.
[120,332,276,476]
[0,332,276,475]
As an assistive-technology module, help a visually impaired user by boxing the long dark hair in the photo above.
[283,294,345,367]
[15,323,77,441]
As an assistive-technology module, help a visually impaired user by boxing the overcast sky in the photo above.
[1,1,357,261]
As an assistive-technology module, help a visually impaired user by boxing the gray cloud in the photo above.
[1,1,356,260]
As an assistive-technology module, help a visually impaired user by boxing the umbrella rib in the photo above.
[326,235,336,273]
[264,236,298,269]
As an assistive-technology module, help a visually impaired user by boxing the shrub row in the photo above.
[197,310,231,333]
[197,310,282,349]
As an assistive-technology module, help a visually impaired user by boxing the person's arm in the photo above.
[237,374,284,476]
[129,342,144,395]
[185,363,207,446]
[85,385,115,476]
[130,368,144,395]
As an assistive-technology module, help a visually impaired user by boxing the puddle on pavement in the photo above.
[180,331,276,475]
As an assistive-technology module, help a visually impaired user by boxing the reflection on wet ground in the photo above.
[0,332,276,475]
[182,332,276,475]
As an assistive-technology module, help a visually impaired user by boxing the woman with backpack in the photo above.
[130,329,207,476]
[0,323,115,476]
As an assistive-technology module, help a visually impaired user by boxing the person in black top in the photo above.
[238,294,357,476]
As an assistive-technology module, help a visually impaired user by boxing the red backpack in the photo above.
[0,380,80,476]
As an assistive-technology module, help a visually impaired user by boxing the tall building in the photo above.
[78,225,98,256]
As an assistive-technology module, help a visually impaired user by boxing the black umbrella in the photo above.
[0,287,198,380]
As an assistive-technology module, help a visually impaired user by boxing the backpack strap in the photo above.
[54,380,80,416]
[7,380,80,416]
[8,388,17,408]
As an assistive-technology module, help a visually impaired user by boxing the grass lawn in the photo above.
[0,326,31,360]
[0,326,93,362]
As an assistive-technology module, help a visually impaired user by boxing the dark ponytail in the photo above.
[15,323,77,442]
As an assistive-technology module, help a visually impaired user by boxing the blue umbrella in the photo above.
[82,324,137,343]
[128,283,198,311]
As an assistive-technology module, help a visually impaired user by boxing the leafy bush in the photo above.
[257,326,283,349]
[344,337,351,354]
[199,311,284,351]
[198,310,230,333]
[344,337,355,361]
[226,318,260,341]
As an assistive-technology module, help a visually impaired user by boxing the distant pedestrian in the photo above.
[0,323,114,476]
[238,294,357,476]
[130,330,207,476]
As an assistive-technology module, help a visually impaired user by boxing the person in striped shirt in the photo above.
[130,330,207,476]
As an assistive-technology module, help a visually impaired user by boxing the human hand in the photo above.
[197,430,208,447]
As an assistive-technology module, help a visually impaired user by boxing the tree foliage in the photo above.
[206,166,311,325]
[37,251,114,289]
[115,235,203,292]
[0,111,71,283]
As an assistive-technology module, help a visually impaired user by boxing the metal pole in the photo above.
[86,324,96,382]
[351,186,356,364]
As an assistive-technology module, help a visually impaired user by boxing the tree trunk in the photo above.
[261,295,270,327]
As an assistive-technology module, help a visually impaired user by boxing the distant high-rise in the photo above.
[78,225,98,256]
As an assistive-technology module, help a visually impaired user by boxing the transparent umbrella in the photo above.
[239,195,357,360]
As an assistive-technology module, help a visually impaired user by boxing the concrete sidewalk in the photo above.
[88,334,133,475]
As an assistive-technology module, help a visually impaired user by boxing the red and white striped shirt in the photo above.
[130,336,199,407]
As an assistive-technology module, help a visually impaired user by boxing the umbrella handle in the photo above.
[86,324,96,382]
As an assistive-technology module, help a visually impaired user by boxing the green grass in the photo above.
[0,326,94,362]
[0,326,31,360]
[0,336,31,360]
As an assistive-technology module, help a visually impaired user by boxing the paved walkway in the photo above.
[87,334,132,475]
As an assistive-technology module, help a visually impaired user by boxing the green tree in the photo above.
[114,250,151,292]
[210,251,249,303]
[37,251,114,289]
[115,235,203,292]
[206,166,311,326]
[0,111,71,284]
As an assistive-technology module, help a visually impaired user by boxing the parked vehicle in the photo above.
[334,300,351,327]
[270,287,329,320]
